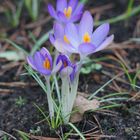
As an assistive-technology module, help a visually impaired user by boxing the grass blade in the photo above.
[5,39,28,55]
[88,75,118,100]
[68,123,86,140]
[31,29,53,55]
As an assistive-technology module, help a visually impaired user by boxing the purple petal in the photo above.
[65,23,79,47]
[73,2,84,15]
[79,11,93,40]
[68,0,78,11]
[34,51,44,69]
[63,43,79,53]
[57,12,68,23]
[70,64,77,82]
[48,4,58,19]
[78,43,96,56]
[53,22,64,39]
[92,23,110,47]
[38,68,51,75]
[52,60,62,74]
[95,35,114,52]
[27,56,37,70]
[56,54,71,71]
[40,47,53,69]
[49,34,55,45]
[57,0,67,12]
[69,13,82,23]
[54,39,68,53]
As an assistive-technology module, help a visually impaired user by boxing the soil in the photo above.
[0,0,140,140]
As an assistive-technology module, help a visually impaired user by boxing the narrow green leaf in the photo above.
[5,39,28,55]
[68,123,86,140]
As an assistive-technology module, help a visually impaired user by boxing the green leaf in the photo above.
[0,51,25,61]
[80,63,102,74]
[68,123,86,140]
[5,39,29,55]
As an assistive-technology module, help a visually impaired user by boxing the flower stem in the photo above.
[45,76,54,119]
[61,76,70,123]
[53,75,61,103]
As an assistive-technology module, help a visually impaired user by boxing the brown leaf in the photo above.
[70,94,100,123]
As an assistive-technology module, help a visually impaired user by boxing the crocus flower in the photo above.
[48,0,84,23]
[27,47,61,75]
[49,22,72,54]
[56,54,76,81]
[63,11,114,57]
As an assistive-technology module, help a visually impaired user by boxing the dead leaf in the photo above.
[70,94,100,123]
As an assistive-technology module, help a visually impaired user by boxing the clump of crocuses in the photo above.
[27,0,114,124]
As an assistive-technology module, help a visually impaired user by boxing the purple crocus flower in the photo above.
[48,0,84,23]
[63,11,114,57]
[49,22,72,54]
[27,47,61,75]
[56,54,76,81]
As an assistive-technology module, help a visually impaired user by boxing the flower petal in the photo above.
[27,56,37,70]
[57,0,67,12]
[68,0,78,11]
[79,11,93,40]
[92,23,110,47]
[34,51,44,69]
[95,35,114,52]
[52,60,62,74]
[63,43,79,53]
[69,13,82,23]
[54,39,68,53]
[38,68,51,75]
[40,47,53,69]
[53,22,64,39]
[49,34,55,45]
[57,11,68,23]
[78,43,96,56]
[65,23,79,47]
[56,54,71,69]
[48,4,58,19]
[70,64,77,82]
[73,2,84,16]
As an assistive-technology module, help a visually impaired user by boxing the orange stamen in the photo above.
[63,35,70,44]
[63,61,67,67]
[83,32,91,43]
[43,58,51,69]
[64,6,72,18]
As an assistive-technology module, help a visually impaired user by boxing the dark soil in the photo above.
[0,0,140,139]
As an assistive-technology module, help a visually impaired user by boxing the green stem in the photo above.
[126,0,134,15]
[45,76,54,119]
[61,75,70,123]
[53,75,61,103]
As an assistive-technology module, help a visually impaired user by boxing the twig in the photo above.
[0,130,17,140]
[0,82,37,87]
